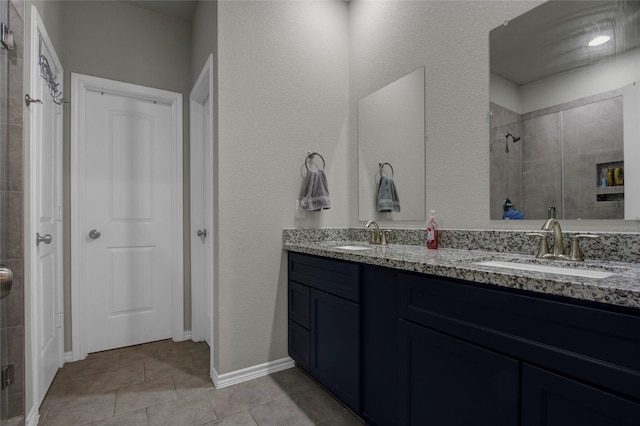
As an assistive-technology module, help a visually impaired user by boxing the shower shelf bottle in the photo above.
[426,210,438,249]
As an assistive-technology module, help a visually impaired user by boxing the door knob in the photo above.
[197,229,207,238]
[0,264,13,299]
[36,233,52,246]
[88,229,101,240]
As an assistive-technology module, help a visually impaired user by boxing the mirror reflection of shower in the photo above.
[504,132,521,153]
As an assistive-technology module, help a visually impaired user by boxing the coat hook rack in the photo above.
[25,94,43,107]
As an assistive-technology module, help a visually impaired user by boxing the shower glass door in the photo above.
[0,0,10,423]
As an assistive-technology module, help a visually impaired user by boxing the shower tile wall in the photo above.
[490,103,522,220]
[0,0,25,420]
[521,112,562,219]
[490,91,624,220]
[562,96,623,219]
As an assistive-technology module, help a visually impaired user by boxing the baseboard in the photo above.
[25,404,39,426]
[183,331,192,341]
[211,357,295,389]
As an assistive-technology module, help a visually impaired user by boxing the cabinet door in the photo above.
[522,364,640,425]
[399,319,519,426]
[310,288,360,412]
[361,265,399,425]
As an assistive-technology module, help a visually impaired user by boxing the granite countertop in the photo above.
[283,240,640,310]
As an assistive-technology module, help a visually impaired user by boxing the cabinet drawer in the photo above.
[288,320,310,371]
[289,252,360,302]
[289,280,310,328]
[399,272,640,400]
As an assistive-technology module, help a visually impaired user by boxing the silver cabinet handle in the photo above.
[89,229,101,240]
[197,229,207,238]
[0,264,13,299]
[36,233,52,246]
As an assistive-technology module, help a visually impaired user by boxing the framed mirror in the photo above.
[489,1,640,220]
[358,67,425,221]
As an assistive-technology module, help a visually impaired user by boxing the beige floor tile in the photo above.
[249,394,316,426]
[119,341,170,365]
[208,379,274,418]
[173,372,215,399]
[43,374,92,404]
[55,352,120,381]
[115,377,177,415]
[86,362,146,393]
[147,392,218,425]
[191,347,211,370]
[255,367,317,400]
[165,340,209,358]
[287,384,350,424]
[203,411,257,426]
[144,354,197,381]
[40,391,116,426]
[87,409,148,425]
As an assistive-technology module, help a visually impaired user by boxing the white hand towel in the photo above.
[300,169,331,211]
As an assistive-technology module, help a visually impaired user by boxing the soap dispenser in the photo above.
[426,210,438,249]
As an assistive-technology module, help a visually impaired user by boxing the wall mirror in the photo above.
[489,0,640,221]
[358,67,425,221]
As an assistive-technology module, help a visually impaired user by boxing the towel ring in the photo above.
[379,161,394,178]
[305,151,325,171]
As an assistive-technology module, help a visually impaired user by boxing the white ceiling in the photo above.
[491,1,640,86]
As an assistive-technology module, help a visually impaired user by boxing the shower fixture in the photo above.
[505,132,521,153]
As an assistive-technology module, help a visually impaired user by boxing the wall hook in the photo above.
[25,94,43,107]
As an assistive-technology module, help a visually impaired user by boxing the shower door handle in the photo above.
[0,264,12,299]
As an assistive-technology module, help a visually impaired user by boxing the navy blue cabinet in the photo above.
[522,364,640,425]
[361,266,399,426]
[399,319,519,426]
[288,252,640,425]
[288,253,360,413]
[309,288,360,410]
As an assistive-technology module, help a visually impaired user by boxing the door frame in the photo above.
[190,55,215,358]
[70,73,184,361]
[28,5,64,408]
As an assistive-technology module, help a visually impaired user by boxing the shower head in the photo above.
[504,132,521,153]
[505,132,521,143]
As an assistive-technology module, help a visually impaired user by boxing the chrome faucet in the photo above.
[365,220,388,245]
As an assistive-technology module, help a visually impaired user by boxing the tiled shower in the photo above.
[490,89,624,221]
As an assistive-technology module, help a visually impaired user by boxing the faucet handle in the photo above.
[380,229,390,245]
[526,232,550,258]
[568,234,599,261]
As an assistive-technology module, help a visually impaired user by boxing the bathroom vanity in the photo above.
[285,240,640,426]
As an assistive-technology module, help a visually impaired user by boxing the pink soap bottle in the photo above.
[426,209,438,249]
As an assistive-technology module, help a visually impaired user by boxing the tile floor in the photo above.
[38,339,364,425]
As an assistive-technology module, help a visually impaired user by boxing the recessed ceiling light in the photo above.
[588,35,611,47]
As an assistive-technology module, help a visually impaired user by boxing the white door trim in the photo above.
[28,4,64,408]
[190,54,215,363]
[70,73,184,361]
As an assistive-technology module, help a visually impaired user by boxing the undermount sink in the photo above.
[334,245,373,251]
[474,260,617,279]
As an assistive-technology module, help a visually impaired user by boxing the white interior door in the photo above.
[72,75,184,356]
[191,96,212,346]
[30,7,64,407]
[190,55,214,351]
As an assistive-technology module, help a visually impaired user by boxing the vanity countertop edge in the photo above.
[283,241,640,310]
